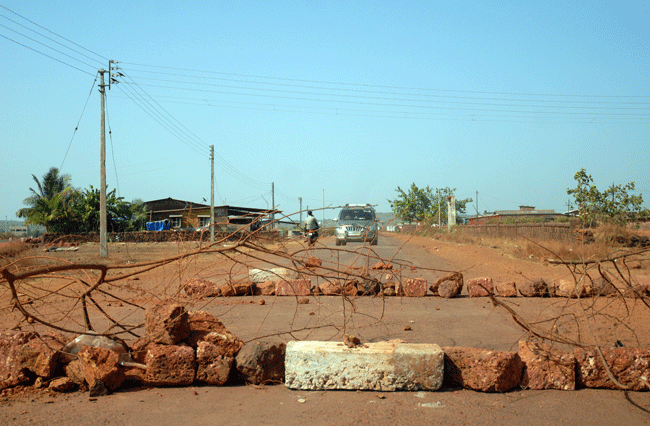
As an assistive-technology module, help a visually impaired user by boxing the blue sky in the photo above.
[1,1,648,222]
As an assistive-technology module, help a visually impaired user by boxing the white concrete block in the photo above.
[285,340,443,391]
[248,267,299,283]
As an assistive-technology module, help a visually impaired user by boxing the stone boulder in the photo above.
[49,377,76,393]
[65,359,86,386]
[186,311,228,347]
[519,341,575,390]
[467,277,494,297]
[574,347,650,391]
[183,278,220,297]
[254,280,276,296]
[371,262,393,270]
[442,347,523,392]
[145,302,190,345]
[344,280,359,297]
[518,278,548,297]
[196,341,233,385]
[318,281,342,295]
[276,279,312,296]
[403,278,427,297]
[495,281,517,297]
[589,276,617,297]
[236,341,286,385]
[221,279,254,296]
[76,346,125,391]
[431,272,463,298]
[202,331,244,358]
[0,330,37,390]
[305,257,322,268]
[357,278,381,296]
[553,279,585,298]
[144,344,196,386]
[19,331,66,378]
[382,283,397,297]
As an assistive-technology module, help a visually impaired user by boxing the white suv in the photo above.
[334,204,379,246]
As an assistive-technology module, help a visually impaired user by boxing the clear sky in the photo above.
[1,1,648,222]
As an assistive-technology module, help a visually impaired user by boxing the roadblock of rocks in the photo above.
[183,265,650,300]
[2,300,650,395]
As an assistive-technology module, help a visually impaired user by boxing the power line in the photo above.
[0,12,105,67]
[120,62,650,99]
[0,4,109,62]
[0,33,95,76]
[124,73,650,108]
[60,73,99,171]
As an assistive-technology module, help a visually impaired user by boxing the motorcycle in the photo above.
[303,229,319,246]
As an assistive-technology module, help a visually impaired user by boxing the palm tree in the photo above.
[17,167,74,231]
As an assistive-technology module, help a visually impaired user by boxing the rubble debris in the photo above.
[254,280,275,296]
[145,302,190,345]
[495,281,517,297]
[403,278,427,297]
[236,341,286,385]
[183,278,221,297]
[144,344,196,386]
[76,346,125,392]
[343,335,361,348]
[519,341,575,390]
[442,346,523,392]
[276,279,312,296]
[574,347,650,391]
[195,342,233,385]
[466,277,494,297]
[0,330,37,390]
[518,278,548,297]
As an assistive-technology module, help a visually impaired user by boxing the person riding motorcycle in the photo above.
[304,210,319,245]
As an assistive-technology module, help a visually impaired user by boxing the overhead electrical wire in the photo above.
[120,62,650,99]
[0,4,108,62]
[1,5,269,192]
[114,63,649,124]
[60,73,98,171]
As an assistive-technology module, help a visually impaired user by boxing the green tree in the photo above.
[17,167,75,232]
[389,183,472,224]
[18,167,147,234]
[72,186,146,233]
[567,168,647,227]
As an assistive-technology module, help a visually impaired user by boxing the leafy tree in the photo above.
[17,167,147,234]
[567,168,647,227]
[17,167,75,232]
[72,186,146,233]
[389,183,472,224]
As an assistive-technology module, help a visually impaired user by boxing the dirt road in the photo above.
[1,233,649,425]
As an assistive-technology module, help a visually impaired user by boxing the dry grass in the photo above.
[416,223,649,265]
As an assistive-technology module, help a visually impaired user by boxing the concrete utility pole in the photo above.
[322,189,325,224]
[271,182,275,229]
[476,191,479,219]
[99,69,108,257]
[437,188,441,227]
[298,197,303,227]
[210,145,215,243]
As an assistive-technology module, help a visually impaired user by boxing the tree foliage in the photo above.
[567,168,647,227]
[17,167,147,234]
[388,183,472,224]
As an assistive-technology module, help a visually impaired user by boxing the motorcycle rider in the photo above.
[304,210,319,245]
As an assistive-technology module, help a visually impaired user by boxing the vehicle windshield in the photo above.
[339,208,375,221]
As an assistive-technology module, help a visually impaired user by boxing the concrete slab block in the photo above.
[285,340,443,391]
[249,268,298,283]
